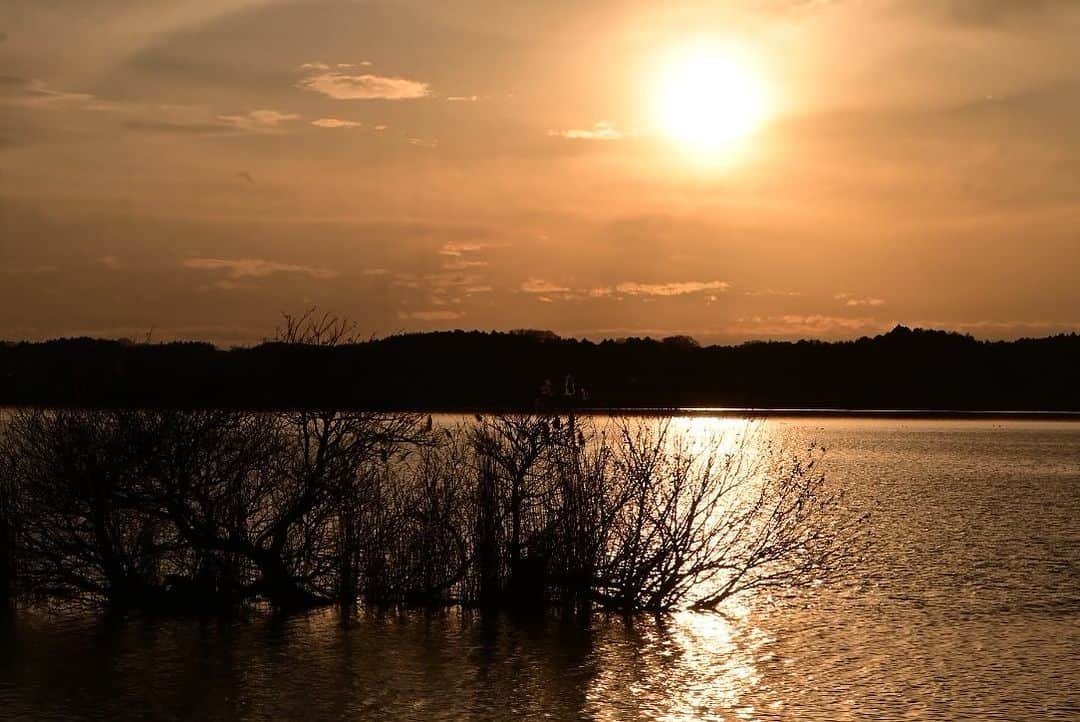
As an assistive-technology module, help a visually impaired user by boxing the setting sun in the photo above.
[656,48,768,154]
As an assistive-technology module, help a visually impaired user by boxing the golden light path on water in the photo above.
[566,415,790,721]
[583,606,774,722]
[426,413,791,720]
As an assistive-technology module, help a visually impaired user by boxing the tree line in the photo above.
[2,324,1079,410]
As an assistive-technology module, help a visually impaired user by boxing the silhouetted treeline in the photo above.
[2,325,1080,410]
[0,408,861,614]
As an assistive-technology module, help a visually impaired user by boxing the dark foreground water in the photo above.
[2,417,1079,721]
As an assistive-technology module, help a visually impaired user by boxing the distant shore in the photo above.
[5,405,1080,421]
[4,326,1080,413]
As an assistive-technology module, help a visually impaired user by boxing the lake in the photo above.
[2,416,1078,721]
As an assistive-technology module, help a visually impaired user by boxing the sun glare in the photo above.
[656,47,768,156]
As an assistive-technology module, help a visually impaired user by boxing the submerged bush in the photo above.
[0,408,864,614]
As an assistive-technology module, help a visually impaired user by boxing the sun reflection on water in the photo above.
[586,601,774,722]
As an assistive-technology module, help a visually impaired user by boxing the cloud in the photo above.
[299,62,330,70]
[0,78,95,108]
[521,279,571,294]
[733,315,886,338]
[218,109,300,132]
[744,288,803,297]
[437,241,493,271]
[299,72,430,100]
[120,102,261,136]
[393,274,421,289]
[126,119,239,135]
[835,293,886,307]
[183,258,338,280]
[549,121,623,141]
[521,279,729,299]
[614,281,729,297]
[439,241,489,256]
[447,95,478,102]
[397,310,464,321]
[909,318,1080,334]
[442,259,488,270]
[310,118,362,128]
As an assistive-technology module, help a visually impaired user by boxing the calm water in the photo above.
[2,417,1079,721]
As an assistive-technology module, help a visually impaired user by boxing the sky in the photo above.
[2,0,1080,346]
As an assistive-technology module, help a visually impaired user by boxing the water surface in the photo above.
[2,417,1078,721]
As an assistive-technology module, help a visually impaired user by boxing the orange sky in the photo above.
[2,1,1079,345]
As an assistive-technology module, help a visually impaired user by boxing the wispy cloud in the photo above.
[439,241,490,256]
[397,310,464,321]
[734,315,885,337]
[183,258,338,280]
[218,109,300,132]
[447,95,478,102]
[613,281,729,297]
[549,121,623,141]
[521,279,571,294]
[300,71,430,100]
[1,78,95,108]
[310,118,362,129]
[443,259,488,270]
[0,79,266,137]
[522,279,728,299]
[744,288,803,297]
[314,61,375,69]
[437,241,493,271]
[910,318,1080,334]
[835,293,886,307]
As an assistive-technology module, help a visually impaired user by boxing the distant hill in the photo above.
[2,326,1079,412]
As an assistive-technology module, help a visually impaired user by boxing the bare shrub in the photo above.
[266,309,427,607]
[466,414,556,607]
[381,430,472,605]
[0,419,17,603]
[594,419,864,612]
[0,405,864,615]
[2,409,168,606]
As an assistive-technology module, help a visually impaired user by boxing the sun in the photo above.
[655,48,768,155]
